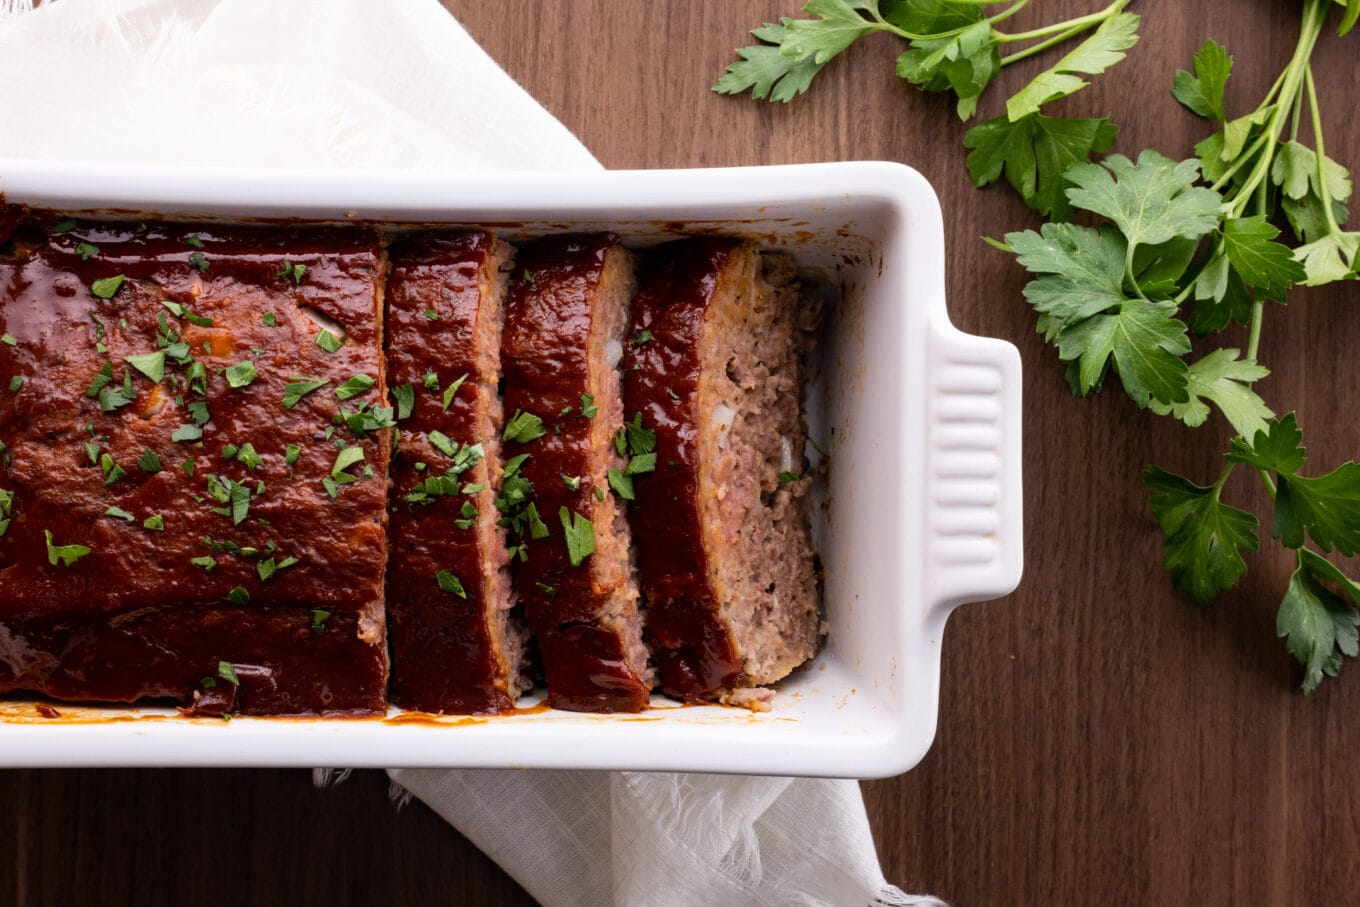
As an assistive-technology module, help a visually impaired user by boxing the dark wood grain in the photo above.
[6,2,1360,905]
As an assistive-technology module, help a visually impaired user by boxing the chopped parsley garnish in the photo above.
[186,399,210,426]
[98,371,136,412]
[100,453,127,486]
[0,334,14,346]
[427,430,457,458]
[185,235,205,249]
[84,441,100,465]
[315,329,343,353]
[189,555,216,571]
[90,275,125,299]
[187,251,209,273]
[560,473,582,491]
[137,448,162,473]
[44,529,91,567]
[124,350,166,383]
[311,609,330,635]
[629,330,653,346]
[263,312,277,327]
[435,569,467,598]
[185,362,208,396]
[182,457,196,476]
[279,260,307,285]
[579,393,598,419]
[558,507,595,567]
[777,471,803,485]
[594,486,606,502]
[423,308,439,320]
[334,374,375,401]
[331,446,365,484]
[282,377,329,409]
[142,514,164,531]
[205,474,251,524]
[442,373,467,411]
[623,413,657,455]
[104,505,135,522]
[257,555,298,581]
[52,218,76,234]
[86,362,113,398]
[393,383,415,420]
[217,660,240,686]
[624,452,657,476]
[236,443,263,469]
[225,360,258,389]
[75,242,99,261]
[321,476,338,499]
[607,466,634,500]
[536,582,556,597]
[172,424,203,443]
[503,409,546,443]
[160,300,213,327]
[8,376,22,393]
[285,443,301,465]
[227,587,250,606]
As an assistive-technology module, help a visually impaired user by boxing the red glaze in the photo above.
[501,234,649,713]
[624,237,746,701]
[385,232,515,714]
[0,217,390,715]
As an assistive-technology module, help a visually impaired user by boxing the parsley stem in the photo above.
[992,0,1124,43]
[999,21,1089,66]
[1246,298,1265,363]
[1303,64,1344,237]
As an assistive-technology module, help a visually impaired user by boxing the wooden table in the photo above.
[5,2,1359,904]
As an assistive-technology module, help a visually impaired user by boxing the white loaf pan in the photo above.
[0,160,1021,778]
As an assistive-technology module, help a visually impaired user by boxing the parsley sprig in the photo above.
[992,0,1360,691]
[716,0,1139,218]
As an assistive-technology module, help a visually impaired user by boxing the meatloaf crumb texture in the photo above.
[385,232,530,714]
[0,220,391,715]
[625,237,822,706]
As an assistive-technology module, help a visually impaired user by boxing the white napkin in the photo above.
[0,2,944,905]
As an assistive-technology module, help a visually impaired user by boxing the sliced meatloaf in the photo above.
[624,237,821,709]
[500,233,654,712]
[0,218,391,715]
[385,232,530,714]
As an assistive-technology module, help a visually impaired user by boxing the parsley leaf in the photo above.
[1147,349,1273,439]
[436,569,467,598]
[503,409,546,443]
[225,360,258,389]
[442,373,467,411]
[1145,466,1259,605]
[44,529,91,567]
[124,351,166,383]
[1219,215,1306,301]
[90,275,125,299]
[137,448,162,473]
[964,113,1118,220]
[315,329,343,353]
[335,374,375,401]
[1064,151,1224,249]
[282,377,329,409]
[1277,549,1360,693]
[393,383,415,420]
[1006,12,1141,120]
[712,21,832,102]
[1172,39,1232,122]
[1228,414,1360,556]
[558,506,595,567]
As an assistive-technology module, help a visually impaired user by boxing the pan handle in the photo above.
[923,321,1024,613]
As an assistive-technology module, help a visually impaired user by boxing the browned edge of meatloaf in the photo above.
[626,237,821,709]
[0,217,392,715]
[501,233,653,712]
[385,231,531,714]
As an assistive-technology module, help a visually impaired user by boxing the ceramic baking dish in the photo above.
[0,159,1021,778]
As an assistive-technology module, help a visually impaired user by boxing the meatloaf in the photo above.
[624,237,821,709]
[385,232,530,714]
[0,218,391,715]
[500,234,654,712]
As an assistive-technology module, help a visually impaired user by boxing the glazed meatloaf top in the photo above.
[0,220,391,704]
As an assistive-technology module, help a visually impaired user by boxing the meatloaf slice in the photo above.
[624,237,821,709]
[500,233,654,712]
[0,218,391,715]
[385,232,530,714]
